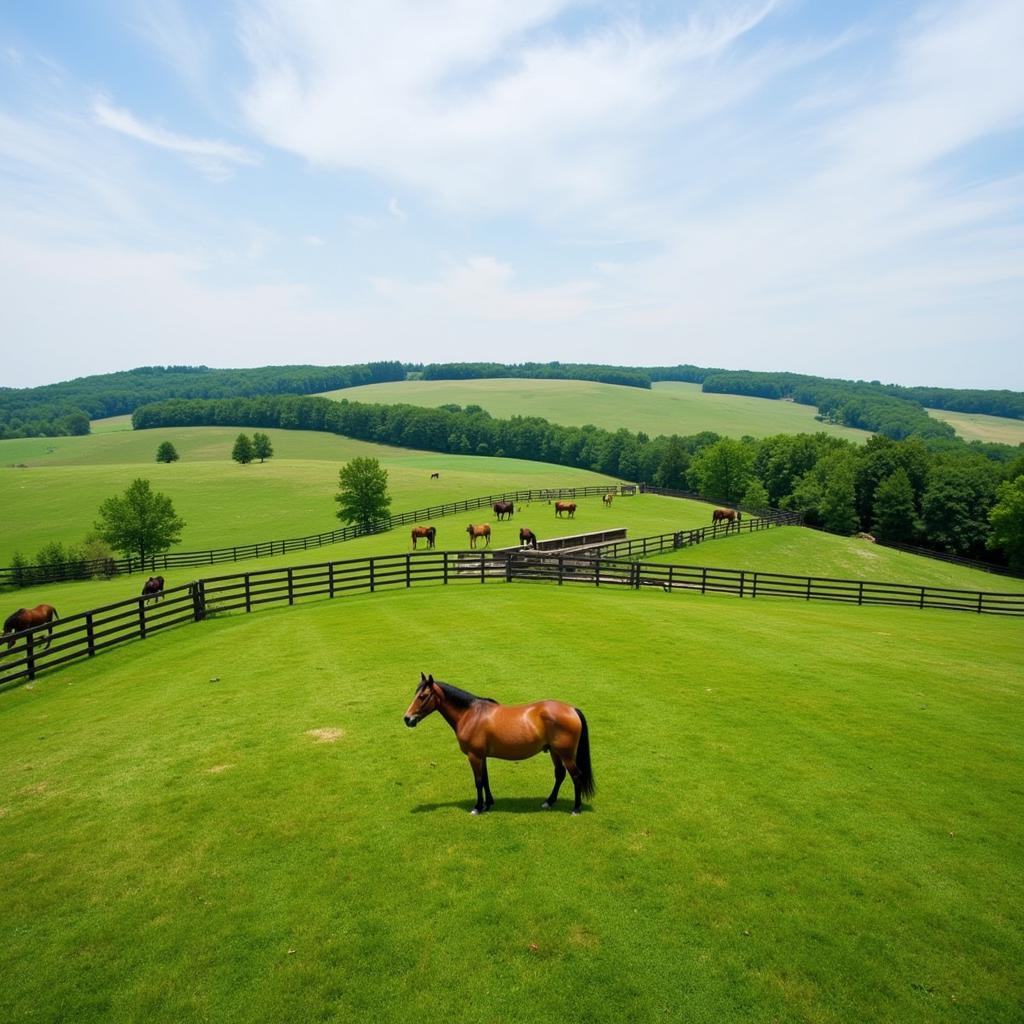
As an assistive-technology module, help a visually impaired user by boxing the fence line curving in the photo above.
[3,544,1021,691]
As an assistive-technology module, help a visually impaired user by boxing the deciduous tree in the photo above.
[94,478,185,566]
[335,458,391,529]
[232,434,254,464]
[156,441,179,463]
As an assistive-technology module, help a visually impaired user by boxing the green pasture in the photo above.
[925,408,1024,446]
[1,583,1022,1023]
[320,379,872,442]
[650,526,1024,594]
[0,425,627,567]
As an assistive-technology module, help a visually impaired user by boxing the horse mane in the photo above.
[424,679,499,707]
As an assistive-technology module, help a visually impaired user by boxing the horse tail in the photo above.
[50,607,59,621]
[573,708,595,800]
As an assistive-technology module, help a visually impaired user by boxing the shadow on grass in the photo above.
[411,797,592,815]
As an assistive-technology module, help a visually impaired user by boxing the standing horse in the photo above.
[466,523,491,548]
[712,508,740,529]
[3,604,59,651]
[602,492,614,507]
[492,500,514,521]
[404,673,595,815]
[141,575,165,602]
[411,526,436,550]
[430,472,440,479]
[554,501,576,518]
[519,528,538,549]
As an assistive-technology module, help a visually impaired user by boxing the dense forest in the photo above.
[3,359,1020,442]
[0,362,404,438]
[132,394,1024,571]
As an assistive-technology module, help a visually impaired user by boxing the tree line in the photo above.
[131,393,1024,571]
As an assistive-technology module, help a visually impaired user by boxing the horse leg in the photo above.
[542,749,566,809]
[468,753,490,814]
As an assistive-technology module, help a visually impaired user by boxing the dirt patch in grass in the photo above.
[206,764,235,774]
[306,728,345,743]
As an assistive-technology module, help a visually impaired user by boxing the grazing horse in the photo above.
[411,526,436,550]
[492,500,514,521]
[602,492,614,507]
[430,472,440,479]
[141,575,165,602]
[712,508,740,528]
[519,527,538,549]
[554,501,576,518]
[404,673,595,815]
[466,523,491,548]
[3,604,59,651]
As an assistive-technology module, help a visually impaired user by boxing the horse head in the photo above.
[404,672,443,727]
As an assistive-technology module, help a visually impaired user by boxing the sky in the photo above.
[1,0,1022,391]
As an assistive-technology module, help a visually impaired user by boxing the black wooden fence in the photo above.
[3,546,1021,690]
[0,484,637,588]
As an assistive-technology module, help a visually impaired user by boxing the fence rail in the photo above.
[3,545,1021,691]
[0,484,636,588]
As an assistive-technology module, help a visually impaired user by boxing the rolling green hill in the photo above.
[320,379,873,442]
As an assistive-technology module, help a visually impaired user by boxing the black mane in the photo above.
[422,679,498,708]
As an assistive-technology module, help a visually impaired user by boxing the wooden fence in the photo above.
[3,546,1021,690]
[0,484,635,588]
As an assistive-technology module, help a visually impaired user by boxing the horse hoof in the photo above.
[571,810,581,816]
[470,808,481,815]
[541,802,551,810]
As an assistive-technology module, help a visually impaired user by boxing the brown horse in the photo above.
[554,501,576,518]
[141,575,165,602]
[519,527,538,549]
[411,525,436,550]
[3,604,59,651]
[492,500,514,521]
[404,673,595,815]
[712,508,740,528]
[602,492,614,506]
[466,523,491,548]
[430,472,440,479]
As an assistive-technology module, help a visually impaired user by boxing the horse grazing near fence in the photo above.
[519,528,538,549]
[141,575,165,602]
[3,604,59,651]
[602,492,614,507]
[403,672,595,815]
[411,526,436,550]
[492,500,514,521]
[466,523,491,548]
[554,501,576,518]
[712,508,741,528]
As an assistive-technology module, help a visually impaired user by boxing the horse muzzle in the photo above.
[404,715,418,728]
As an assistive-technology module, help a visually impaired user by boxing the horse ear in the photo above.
[420,671,427,682]
[428,674,434,683]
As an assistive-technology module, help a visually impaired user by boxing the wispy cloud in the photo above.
[92,97,258,180]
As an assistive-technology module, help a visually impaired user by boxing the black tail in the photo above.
[573,708,595,800]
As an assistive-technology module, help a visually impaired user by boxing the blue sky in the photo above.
[1,1,1022,390]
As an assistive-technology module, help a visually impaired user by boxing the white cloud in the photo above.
[92,98,258,180]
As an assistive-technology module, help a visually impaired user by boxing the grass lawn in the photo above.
[1,583,1021,1023]
[647,525,1024,594]
[320,379,872,443]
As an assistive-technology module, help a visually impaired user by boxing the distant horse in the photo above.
[493,500,514,521]
[141,575,165,602]
[554,501,576,518]
[466,523,491,548]
[3,604,59,651]
[404,673,595,815]
[712,508,740,528]
[519,528,538,549]
[411,526,436,550]
[602,492,614,507]
[430,472,440,479]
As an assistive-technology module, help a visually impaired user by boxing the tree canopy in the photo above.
[335,458,391,529]
[93,478,185,565]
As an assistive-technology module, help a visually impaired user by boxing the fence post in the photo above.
[329,562,335,598]
[977,592,983,614]
[919,587,925,610]
[443,551,449,586]
[806,578,811,601]
[138,598,147,639]
[245,573,251,612]
[191,581,206,621]
[480,553,486,584]
[505,556,513,584]
[370,559,376,593]
[287,567,295,605]
[406,554,411,588]
[25,631,36,680]
[858,581,864,606]
[667,564,673,592]
[739,571,745,599]
[86,612,95,656]
[701,567,707,594]
[752,573,758,598]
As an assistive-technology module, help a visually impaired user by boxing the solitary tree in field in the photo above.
[335,457,391,529]
[156,441,180,463]
[232,433,255,464]
[252,432,274,463]
[94,478,185,566]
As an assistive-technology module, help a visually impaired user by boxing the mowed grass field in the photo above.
[321,379,873,442]
[1,583,1022,1023]
[925,408,1024,446]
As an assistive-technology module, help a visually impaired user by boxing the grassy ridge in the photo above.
[924,408,1024,446]
[321,379,874,442]
[1,585,1021,1023]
